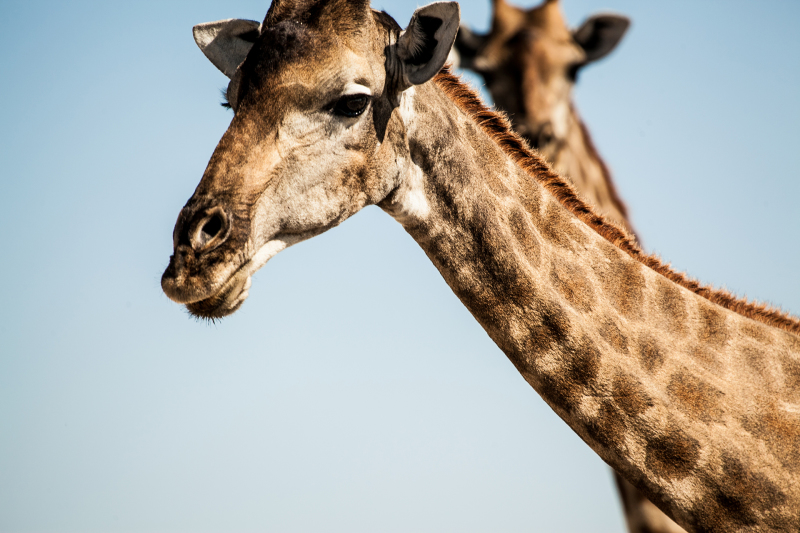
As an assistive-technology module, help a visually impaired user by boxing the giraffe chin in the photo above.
[185,267,252,320]
[183,236,297,320]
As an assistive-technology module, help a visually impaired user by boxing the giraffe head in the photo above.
[453,0,628,156]
[161,0,460,318]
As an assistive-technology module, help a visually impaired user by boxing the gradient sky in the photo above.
[1,1,798,532]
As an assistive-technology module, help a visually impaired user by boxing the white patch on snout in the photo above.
[551,99,571,140]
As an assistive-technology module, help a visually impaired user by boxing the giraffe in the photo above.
[454,2,684,531]
[161,1,800,531]
[453,0,633,233]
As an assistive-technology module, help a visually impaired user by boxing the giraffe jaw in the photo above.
[184,267,252,320]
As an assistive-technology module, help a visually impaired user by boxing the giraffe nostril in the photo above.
[202,213,223,240]
[190,207,229,252]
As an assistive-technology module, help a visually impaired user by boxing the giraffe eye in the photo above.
[333,94,370,117]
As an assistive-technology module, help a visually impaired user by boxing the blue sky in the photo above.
[1,1,798,532]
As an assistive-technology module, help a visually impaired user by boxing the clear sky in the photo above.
[0,1,798,532]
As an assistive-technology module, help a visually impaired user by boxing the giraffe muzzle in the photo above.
[161,204,245,311]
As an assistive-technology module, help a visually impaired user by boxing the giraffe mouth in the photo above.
[185,266,252,319]
[183,236,297,319]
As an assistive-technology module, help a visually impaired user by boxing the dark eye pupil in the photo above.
[347,97,366,110]
[335,95,369,117]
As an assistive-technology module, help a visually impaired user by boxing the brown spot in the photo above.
[654,276,687,334]
[740,399,800,469]
[536,334,601,413]
[700,453,786,529]
[564,335,602,390]
[527,301,573,356]
[465,207,535,308]
[644,426,700,480]
[540,201,587,250]
[599,318,629,354]
[638,335,665,373]
[782,355,800,402]
[586,400,627,450]
[698,302,728,347]
[667,371,724,423]
[688,346,721,372]
[518,179,543,224]
[741,343,768,377]
[612,373,653,417]
[741,321,769,342]
[598,258,645,319]
[549,258,595,313]
[780,330,800,353]
[760,403,800,468]
[598,237,623,263]
[507,206,541,268]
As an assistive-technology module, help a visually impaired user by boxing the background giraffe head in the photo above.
[453,0,628,158]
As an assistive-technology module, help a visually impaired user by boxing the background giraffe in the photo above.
[452,0,632,233]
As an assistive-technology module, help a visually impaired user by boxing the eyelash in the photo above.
[220,88,232,110]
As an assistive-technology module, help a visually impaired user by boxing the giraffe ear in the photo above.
[573,14,629,64]
[193,19,261,79]
[397,2,460,86]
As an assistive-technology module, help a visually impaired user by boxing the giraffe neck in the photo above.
[380,77,800,533]
[543,105,677,533]
[536,105,633,234]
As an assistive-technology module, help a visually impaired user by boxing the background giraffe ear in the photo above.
[397,2,460,86]
[451,25,488,70]
[573,14,630,64]
[193,19,261,79]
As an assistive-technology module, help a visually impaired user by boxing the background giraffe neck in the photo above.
[539,106,633,235]
[385,80,800,533]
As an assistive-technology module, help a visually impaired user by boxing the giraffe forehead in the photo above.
[241,22,374,95]
[246,21,318,76]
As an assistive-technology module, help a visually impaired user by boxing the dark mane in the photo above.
[434,67,800,335]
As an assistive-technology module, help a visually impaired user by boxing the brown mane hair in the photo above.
[434,67,800,335]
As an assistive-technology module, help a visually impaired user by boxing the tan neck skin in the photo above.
[527,94,680,533]
[380,79,800,533]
